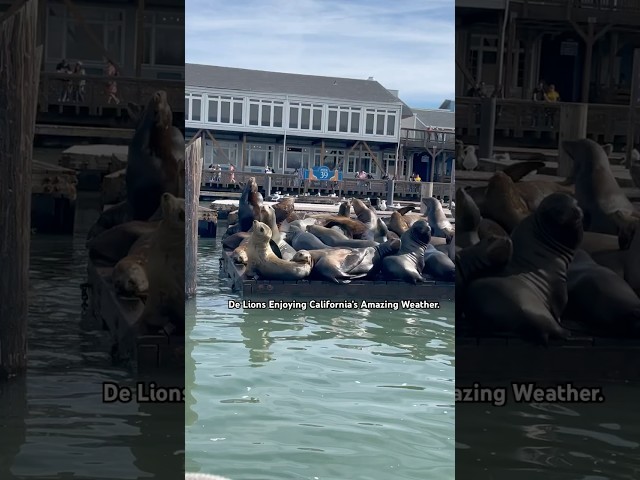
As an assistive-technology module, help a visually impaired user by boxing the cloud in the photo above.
[186,0,454,108]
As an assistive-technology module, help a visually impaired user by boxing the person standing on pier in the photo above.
[105,60,120,105]
[543,84,560,128]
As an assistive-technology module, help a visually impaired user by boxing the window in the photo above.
[282,146,309,172]
[249,99,283,128]
[46,5,125,64]
[205,95,244,125]
[289,102,323,131]
[144,12,184,66]
[384,153,396,176]
[204,140,238,166]
[328,106,362,134]
[185,94,202,122]
[317,149,344,169]
[364,108,397,137]
[248,144,275,168]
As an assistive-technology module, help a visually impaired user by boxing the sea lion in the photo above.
[272,197,297,224]
[222,232,250,251]
[322,216,369,239]
[388,210,409,237]
[566,249,640,336]
[86,201,135,243]
[126,91,182,221]
[261,205,297,260]
[306,225,377,248]
[286,229,330,251]
[338,200,352,217]
[227,210,239,225]
[455,188,480,248]
[307,239,400,284]
[455,235,512,292]
[245,220,312,280]
[352,199,386,242]
[381,219,432,284]
[112,231,155,297]
[423,244,455,281]
[238,177,263,232]
[562,138,640,236]
[477,217,509,240]
[436,235,456,262]
[480,171,529,233]
[422,197,455,242]
[88,220,159,266]
[395,206,416,215]
[138,193,185,331]
[464,193,583,345]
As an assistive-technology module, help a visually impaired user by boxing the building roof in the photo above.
[412,108,454,129]
[439,99,455,111]
[186,63,413,117]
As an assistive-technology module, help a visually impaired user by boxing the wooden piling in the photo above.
[478,97,497,159]
[185,134,203,298]
[0,0,42,380]
[558,103,588,178]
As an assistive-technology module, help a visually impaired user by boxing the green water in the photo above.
[185,237,455,480]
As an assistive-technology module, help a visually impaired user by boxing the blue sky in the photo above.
[186,0,454,109]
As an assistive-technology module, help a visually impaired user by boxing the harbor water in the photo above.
[0,193,183,480]
[185,228,456,480]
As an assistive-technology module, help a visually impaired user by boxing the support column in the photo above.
[479,97,497,159]
[626,49,640,170]
[135,0,145,77]
[241,133,247,170]
[582,22,595,104]
[185,133,202,298]
[558,103,588,178]
[0,0,41,380]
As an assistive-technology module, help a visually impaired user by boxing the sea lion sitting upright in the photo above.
[382,219,432,284]
[245,221,311,280]
[562,138,640,237]
[338,200,352,217]
[238,177,263,232]
[422,197,455,243]
[138,193,185,332]
[261,204,297,260]
[464,193,584,345]
[566,249,640,336]
[455,188,481,248]
[352,199,387,242]
[126,91,182,221]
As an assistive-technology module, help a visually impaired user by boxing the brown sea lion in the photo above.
[352,198,387,241]
[222,232,250,251]
[455,188,480,248]
[338,200,352,217]
[422,197,455,242]
[566,249,640,336]
[388,210,409,237]
[138,193,185,331]
[112,231,155,297]
[238,177,263,232]
[477,218,509,240]
[563,138,640,237]
[245,220,311,280]
[464,193,583,345]
[88,220,159,266]
[272,197,297,224]
[480,171,529,233]
[86,201,135,243]
[381,219,432,284]
[322,216,369,239]
[126,91,182,221]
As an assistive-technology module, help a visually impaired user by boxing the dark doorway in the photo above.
[413,152,431,180]
[539,33,582,102]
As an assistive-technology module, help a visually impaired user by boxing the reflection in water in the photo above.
[457,384,640,480]
[0,193,183,480]
[186,239,455,480]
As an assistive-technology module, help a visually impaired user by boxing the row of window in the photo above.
[186,94,399,137]
[203,141,400,174]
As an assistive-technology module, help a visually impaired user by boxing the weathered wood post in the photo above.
[557,103,588,178]
[625,49,640,170]
[478,97,497,159]
[0,0,42,381]
[185,134,203,298]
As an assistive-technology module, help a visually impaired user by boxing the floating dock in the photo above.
[198,206,218,238]
[220,250,454,302]
[87,261,184,373]
[60,145,128,191]
[31,159,77,233]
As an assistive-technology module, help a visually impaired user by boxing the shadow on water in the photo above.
[186,238,456,480]
[0,193,183,480]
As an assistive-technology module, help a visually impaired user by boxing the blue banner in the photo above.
[303,166,343,181]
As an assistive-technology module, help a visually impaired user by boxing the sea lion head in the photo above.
[535,193,584,249]
[408,219,432,246]
[114,262,149,296]
[149,90,172,129]
[231,249,249,265]
[251,220,272,244]
[561,138,611,178]
[161,193,185,225]
[351,199,367,214]
[291,250,313,267]
[260,205,277,227]
[246,176,258,193]
[338,200,352,216]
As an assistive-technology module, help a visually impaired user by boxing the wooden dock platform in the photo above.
[198,206,217,238]
[87,261,184,373]
[60,145,128,191]
[31,159,77,233]
[220,250,455,302]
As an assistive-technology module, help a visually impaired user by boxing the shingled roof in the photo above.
[186,63,413,118]
[412,108,454,129]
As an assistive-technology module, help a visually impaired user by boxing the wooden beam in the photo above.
[204,130,230,164]
[135,0,145,77]
[336,140,360,170]
[1,0,41,380]
[241,133,247,170]
[185,136,203,298]
[186,129,203,148]
[61,0,121,72]
[361,141,385,173]
[456,57,476,87]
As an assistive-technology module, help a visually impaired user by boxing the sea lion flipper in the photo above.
[502,161,546,182]
[269,240,283,259]
[396,206,415,216]
[342,251,367,272]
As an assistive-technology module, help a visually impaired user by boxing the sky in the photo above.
[186,0,455,109]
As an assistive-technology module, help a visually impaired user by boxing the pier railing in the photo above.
[38,72,184,117]
[456,97,640,145]
[200,171,453,201]
[400,127,456,152]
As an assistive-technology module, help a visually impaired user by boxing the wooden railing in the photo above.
[456,97,640,144]
[400,127,455,151]
[38,72,184,116]
[520,0,640,11]
[200,170,453,200]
